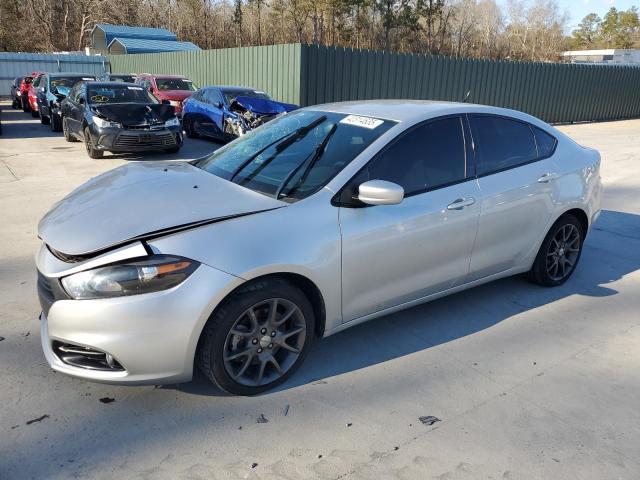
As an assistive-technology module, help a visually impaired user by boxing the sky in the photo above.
[556,0,638,28]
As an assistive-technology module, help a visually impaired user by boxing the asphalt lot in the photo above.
[1,101,639,479]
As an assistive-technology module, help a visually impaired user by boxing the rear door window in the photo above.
[469,115,538,176]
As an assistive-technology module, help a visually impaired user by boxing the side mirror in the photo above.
[216,102,223,109]
[78,97,85,105]
[357,180,404,206]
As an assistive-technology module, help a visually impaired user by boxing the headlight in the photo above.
[61,255,199,300]
[93,116,121,128]
[17,91,21,96]
[165,116,180,127]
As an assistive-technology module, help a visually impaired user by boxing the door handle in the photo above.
[447,197,476,210]
[537,172,559,183]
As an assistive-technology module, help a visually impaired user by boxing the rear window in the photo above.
[533,126,557,158]
[470,115,538,176]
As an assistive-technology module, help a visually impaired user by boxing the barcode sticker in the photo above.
[339,115,384,129]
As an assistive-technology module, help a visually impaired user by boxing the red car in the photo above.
[26,72,45,117]
[136,74,196,117]
[17,72,41,112]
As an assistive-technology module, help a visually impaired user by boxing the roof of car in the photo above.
[305,100,542,125]
[217,86,262,92]
[141,74,189,79]
[84,81,144,87]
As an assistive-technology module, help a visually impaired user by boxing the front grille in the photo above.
[113,132,176,150]
[125,123,164,130]
[37,271,70,316]
[52,341,124,371]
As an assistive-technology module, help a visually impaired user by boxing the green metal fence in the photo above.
[109,43,302,105]
[109,43,640,124]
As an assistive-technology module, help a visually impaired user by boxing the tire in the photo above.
[22,97,29,112]
[84,127,103,159]
[31,107,39,118]
[527,213,584,287]
[184,116,198,138]
[40,110,50,125]
[50,112,62,132]
[197,279,315,396]
[62,117,78,142]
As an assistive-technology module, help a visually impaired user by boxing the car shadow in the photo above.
[0,103,63,139]
[172,209,640,397]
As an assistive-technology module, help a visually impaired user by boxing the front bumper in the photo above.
[89,124,183,153]
[39,263,241,385]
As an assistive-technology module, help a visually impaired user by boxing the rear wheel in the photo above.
[62,117,77,142]
[84,127,103,159]
[527,214,584,286]
[197,279,315,396]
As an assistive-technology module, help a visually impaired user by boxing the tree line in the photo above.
[569,6,640,50]
[0,0,637,62]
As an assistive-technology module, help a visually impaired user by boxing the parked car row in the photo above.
[9,71,300,158]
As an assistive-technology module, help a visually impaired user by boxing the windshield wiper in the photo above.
[274,123,338,200]
[228,115,327,183]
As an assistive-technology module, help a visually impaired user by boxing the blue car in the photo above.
[182,86,298,142]
[36,73,96,131]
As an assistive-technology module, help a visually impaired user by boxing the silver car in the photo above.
[36,101,602,395]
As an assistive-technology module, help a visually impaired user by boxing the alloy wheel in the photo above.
[223,298,306,387]
[546,224,581,281]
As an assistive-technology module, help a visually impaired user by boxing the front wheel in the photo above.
[40,110,50,125]
[197,279,315,395]
[184,116,198,138]
[21,97,29,112]
[31,107,38,118]
[84,127,103,159]
[527,214,584,286]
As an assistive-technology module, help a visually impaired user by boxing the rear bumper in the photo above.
[89,125,183,152]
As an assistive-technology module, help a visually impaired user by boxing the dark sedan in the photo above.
[61,82,182,159]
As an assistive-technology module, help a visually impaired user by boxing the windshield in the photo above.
[223,89,270,105]
[51,76,94,89]
[156,78,196,91]
[87,85,158,104]
[194,110,395,201]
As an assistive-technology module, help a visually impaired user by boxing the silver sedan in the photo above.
[36,101,602,395]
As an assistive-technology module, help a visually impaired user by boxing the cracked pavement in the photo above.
[1,102,639,479]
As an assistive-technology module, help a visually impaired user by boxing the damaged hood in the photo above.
[38,162,285,256]
[91,103,176,126]
[233,96,299,116]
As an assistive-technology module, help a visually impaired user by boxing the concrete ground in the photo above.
[1,101,639,479]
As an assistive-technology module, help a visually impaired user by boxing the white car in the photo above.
[36,101,602,395]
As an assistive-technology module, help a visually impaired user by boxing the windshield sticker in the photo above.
[127,86,144,90]
[340,115,384,129]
